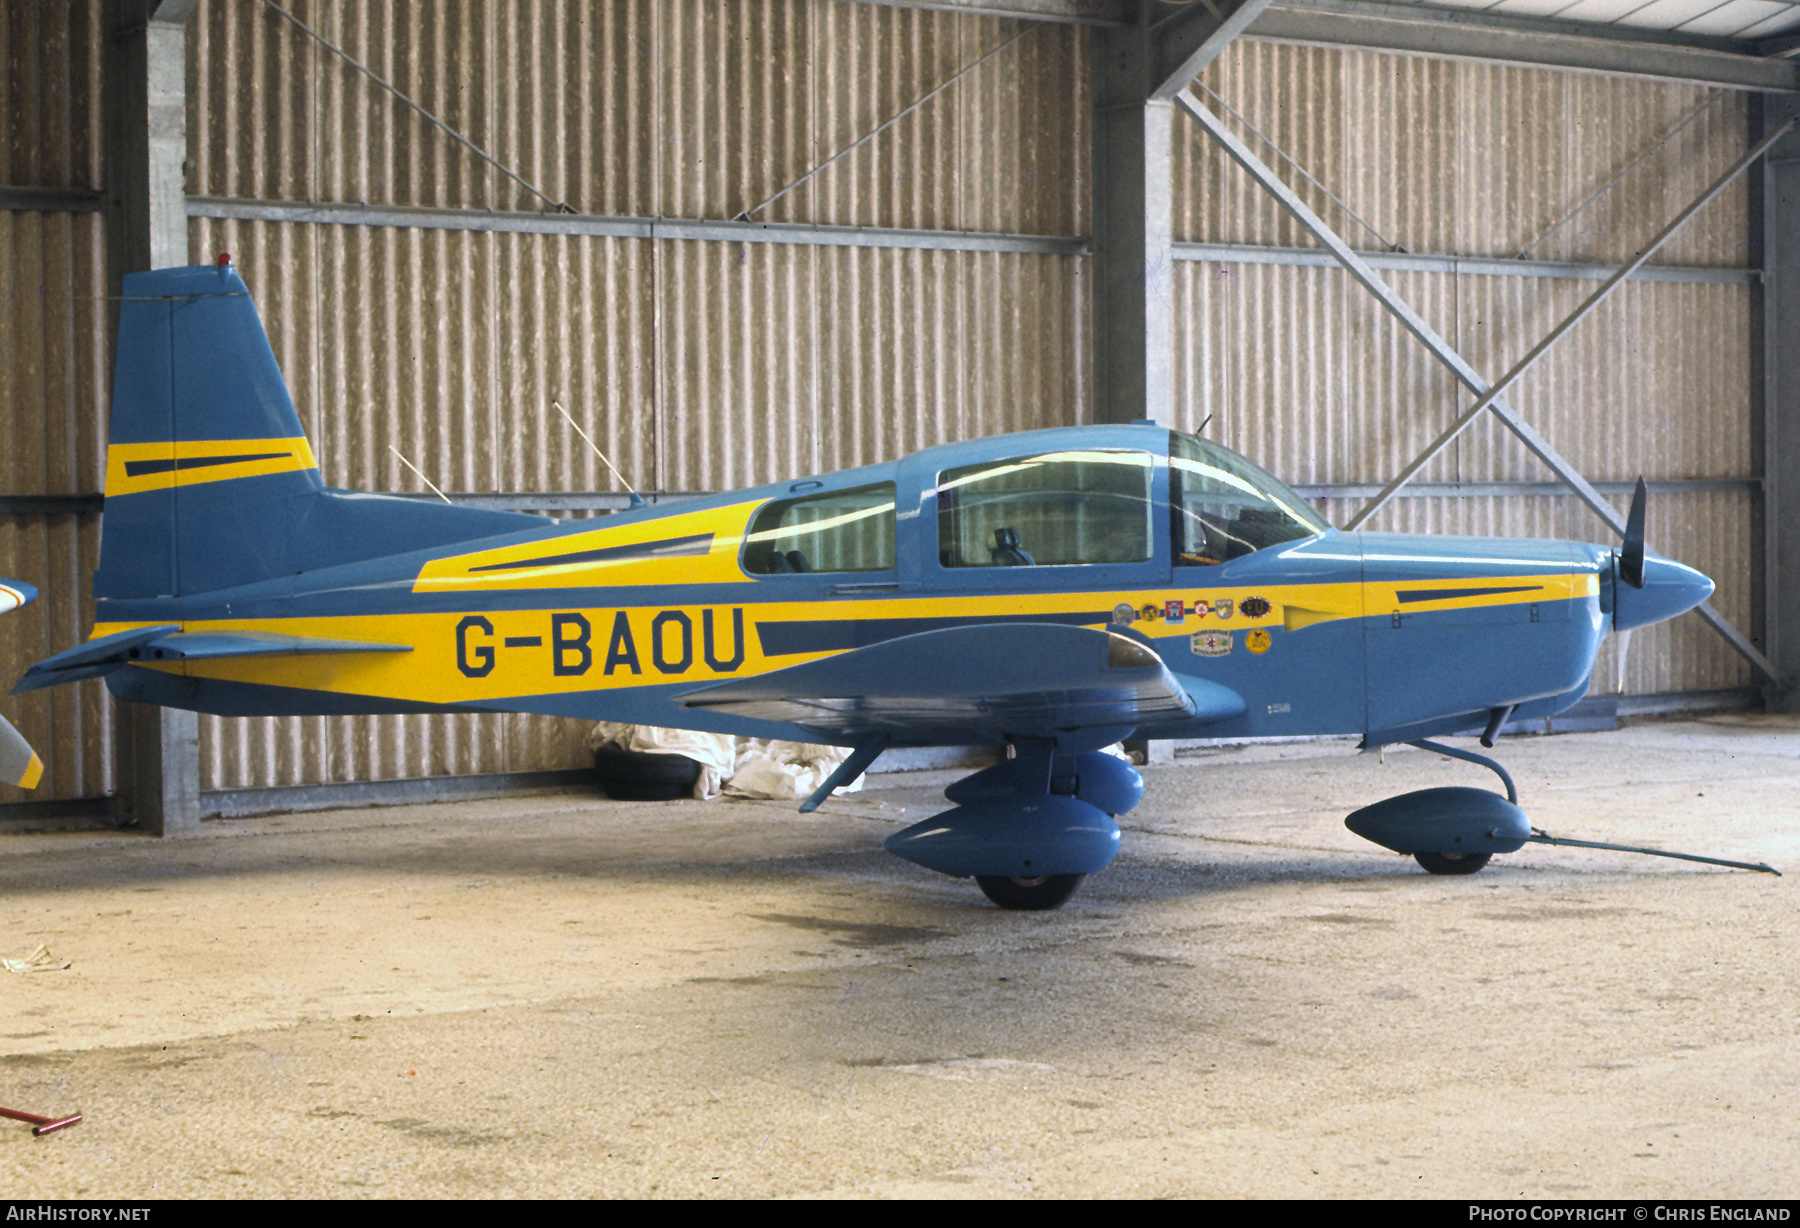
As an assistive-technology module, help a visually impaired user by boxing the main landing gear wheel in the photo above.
[975,874,1084,911]
[1413,851,1491,876]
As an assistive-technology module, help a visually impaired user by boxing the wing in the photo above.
[677,622,1243,740]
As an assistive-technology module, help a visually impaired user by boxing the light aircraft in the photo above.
[14,261,1716,908]
[0,578,43,789]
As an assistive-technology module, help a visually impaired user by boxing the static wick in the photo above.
[0,1105,82,1136]
[389,447,452,504]
[554,401,643,509]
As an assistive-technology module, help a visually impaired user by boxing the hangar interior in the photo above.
[3,0,1799,831]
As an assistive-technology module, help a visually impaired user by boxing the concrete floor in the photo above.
[0,714,1795,1199]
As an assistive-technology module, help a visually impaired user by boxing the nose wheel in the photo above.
[1413,851,1492,876]
[975,874,1084,910]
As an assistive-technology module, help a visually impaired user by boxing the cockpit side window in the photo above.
[936,450,1153,568]
[742,482,896,575]
[1170,433,1329,566]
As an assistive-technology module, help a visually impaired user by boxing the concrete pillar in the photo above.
[104,0,201,834]
[1091,11,1174,427]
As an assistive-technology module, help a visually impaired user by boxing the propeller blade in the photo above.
[1620,477,1647,590]
[0,714,42,789]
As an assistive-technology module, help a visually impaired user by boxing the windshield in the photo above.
[1170,432,1329,565]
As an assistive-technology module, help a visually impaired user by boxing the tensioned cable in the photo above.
[737,24,1040,222]
[1196,82,1399,254]
[256,0,572,214]
[1515,89,1725,261]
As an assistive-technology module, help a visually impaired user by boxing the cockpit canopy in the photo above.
[739,430,1330,576]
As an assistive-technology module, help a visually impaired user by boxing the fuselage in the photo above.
[91,424,1640,749]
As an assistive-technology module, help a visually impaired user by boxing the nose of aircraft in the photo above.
[1612,550,1713,633]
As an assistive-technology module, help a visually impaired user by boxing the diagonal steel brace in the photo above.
[1173,88,1782,687]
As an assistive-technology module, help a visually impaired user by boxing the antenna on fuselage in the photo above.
[388,446,452,504]
[554,400,645,511]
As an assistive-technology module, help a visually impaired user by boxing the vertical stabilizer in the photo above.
[96,262,324,598]
[95,263,558,601]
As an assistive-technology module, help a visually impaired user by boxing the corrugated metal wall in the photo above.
[0,0,111,802]
[0,0,1762,806]
[1176,41,1757,701]
[182,0,1088,792]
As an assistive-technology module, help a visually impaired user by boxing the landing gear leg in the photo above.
[1406,738,1517,802]
[975,874,1084,911]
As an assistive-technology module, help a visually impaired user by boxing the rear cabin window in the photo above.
[936,450,1154,568]
[1169,433,1329,565]
[742,482,897,575]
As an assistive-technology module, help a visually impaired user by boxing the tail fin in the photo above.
[95,263,546,599]
[96,263,324,598]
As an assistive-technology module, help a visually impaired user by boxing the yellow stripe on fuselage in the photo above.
[1364,572,1599,612]
[91,570,1595,708]
[412,500,764,591]
[105,437,318,497]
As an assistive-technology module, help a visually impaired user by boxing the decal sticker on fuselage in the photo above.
[1193,630,1232,657]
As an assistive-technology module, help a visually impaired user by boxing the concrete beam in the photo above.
[1252,0,1800,93]
[845,0,1124,22]
[103,0,201,835]
[849,0,1799,92]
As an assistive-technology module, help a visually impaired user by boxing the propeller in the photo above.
[1609,479,1712,632]
[1619,477,1647,590]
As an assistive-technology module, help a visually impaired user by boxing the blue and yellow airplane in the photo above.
[14,262,1714,908]
[0,577,43,790]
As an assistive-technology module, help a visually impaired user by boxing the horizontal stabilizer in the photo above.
[12,624,182,692]
[14,625,409,694]
[144,631,413,661]
[678,622,1226,738]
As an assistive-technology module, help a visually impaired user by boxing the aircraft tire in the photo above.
[975,874,1083,910]
[1413,851,1491,876]
[593,747,702,801]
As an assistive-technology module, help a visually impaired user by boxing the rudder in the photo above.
[96,261,324,598]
